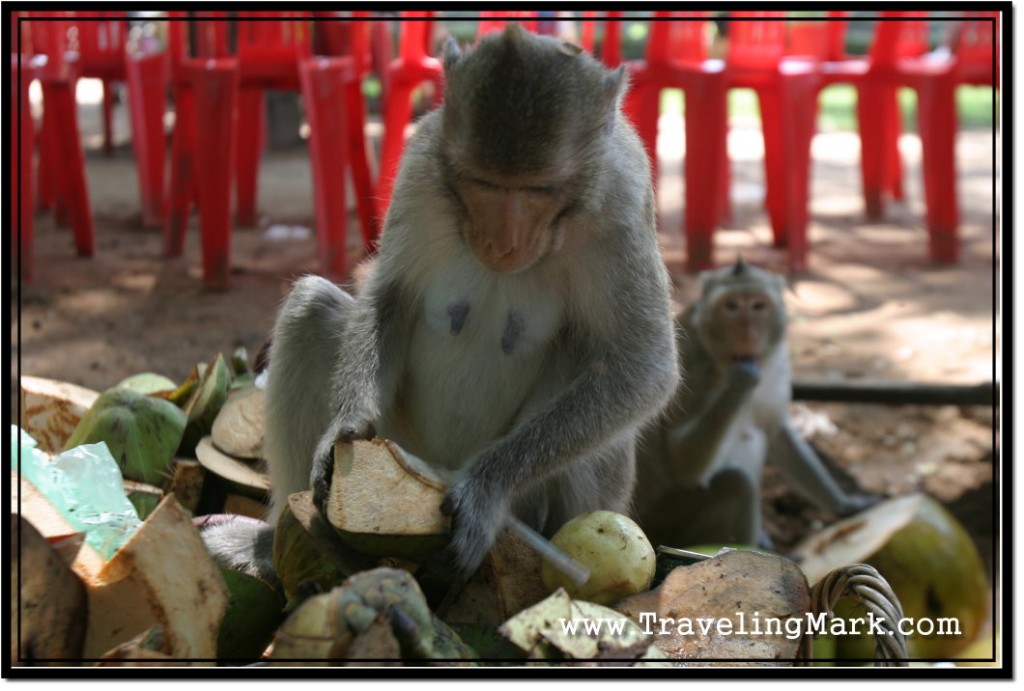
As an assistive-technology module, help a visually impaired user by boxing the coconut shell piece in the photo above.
[791,493,989,659]
[180,355,232,454]
[211,385,266,459]
[19,376,99,454]
[10,514,89,666]
[195,436,271,500]
[326,440,450,561]
[615,549,810,664]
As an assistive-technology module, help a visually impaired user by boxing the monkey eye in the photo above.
[724,299,740,312]
[525,185,556,195]
[751,300,767,312]
[466,175,501,191]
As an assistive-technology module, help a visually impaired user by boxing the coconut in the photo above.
[63,387,187,485]
[541,511,656,606]
[791,493,989,659]
[116,373,178,396]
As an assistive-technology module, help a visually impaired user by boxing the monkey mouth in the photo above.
[731,354,760,365]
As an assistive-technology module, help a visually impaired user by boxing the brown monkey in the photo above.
[204,24,679,586]
[634,260,873,549]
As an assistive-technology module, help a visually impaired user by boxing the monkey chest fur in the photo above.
[385,264,568,472]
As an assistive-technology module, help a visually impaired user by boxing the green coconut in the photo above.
[116,373,178,396]
[541,511,656,606]
[792,493,989,660]
[216,569,286,661]
[63,387,187,485]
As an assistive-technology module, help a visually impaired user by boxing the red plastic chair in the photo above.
[879,11,999,262]
[376,13,444,222]
[72,12,128,156]
[162,12,239,289]
[622,12,731,272]
[17,13,96,280]
[720,12,822,271]
[300,13,380,268]
[580,11,624,66]
[792,12,998,265]
[161,13,378,287]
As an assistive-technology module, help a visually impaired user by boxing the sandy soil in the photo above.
[11,83,999,578]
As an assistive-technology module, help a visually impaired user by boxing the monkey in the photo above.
[202,24,680,589]
[633,259,875,550]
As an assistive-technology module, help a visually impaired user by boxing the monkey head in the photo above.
[693,259,788,372]
[438,23,626,274]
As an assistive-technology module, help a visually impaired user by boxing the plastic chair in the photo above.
[18,13,96,280]
[376,13,444,222]
[580,11,624,66]
[73,12,127,156]
[161,13,378,287]
[795,12,997,265]
[162,12,239,289]
[622,12,731,272]
[300,13,380,269]
[720,12,822,271]
[878,11,999,263]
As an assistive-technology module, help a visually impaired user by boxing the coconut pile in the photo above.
[12,353,995,667]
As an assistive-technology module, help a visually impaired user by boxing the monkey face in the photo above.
[700,288,785,368]
[456,173,568,274]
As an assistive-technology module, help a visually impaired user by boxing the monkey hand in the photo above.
[439,471,509,582]
[310,417,376,516]
[727,359,762,393]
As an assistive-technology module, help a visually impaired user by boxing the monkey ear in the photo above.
[600,65,627,132]
[731,254,748,275]
[443,36,462,72]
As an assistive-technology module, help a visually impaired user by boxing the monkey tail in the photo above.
[200,517,278,585]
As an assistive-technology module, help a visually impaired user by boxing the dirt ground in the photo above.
[11,83,999,581]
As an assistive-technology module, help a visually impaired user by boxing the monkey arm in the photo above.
[310,275,412,508]
[663,360,761,487]
[768,420,871,515]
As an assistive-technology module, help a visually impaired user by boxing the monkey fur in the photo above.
[203,24,679,587]
[634,259,875,550]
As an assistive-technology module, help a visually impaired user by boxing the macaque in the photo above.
[204,24,679,587]
[634,260,872,549]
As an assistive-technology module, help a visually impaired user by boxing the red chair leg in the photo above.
[49,79,94,256]
[757,85,788,247]
[164,81,196,257]
[234,86,264,228]
[13,62,35,281]
[344,76,380,251]
[683,73,728,272]
[36,88,57,213]
[884,88,905,201]
[915,76,959,263]
[190,60,240,290]
[300,57,351,280]
[101,77,115,156]
[857,80,888,220]
[780,71,820,272]
[126,51,168,228]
